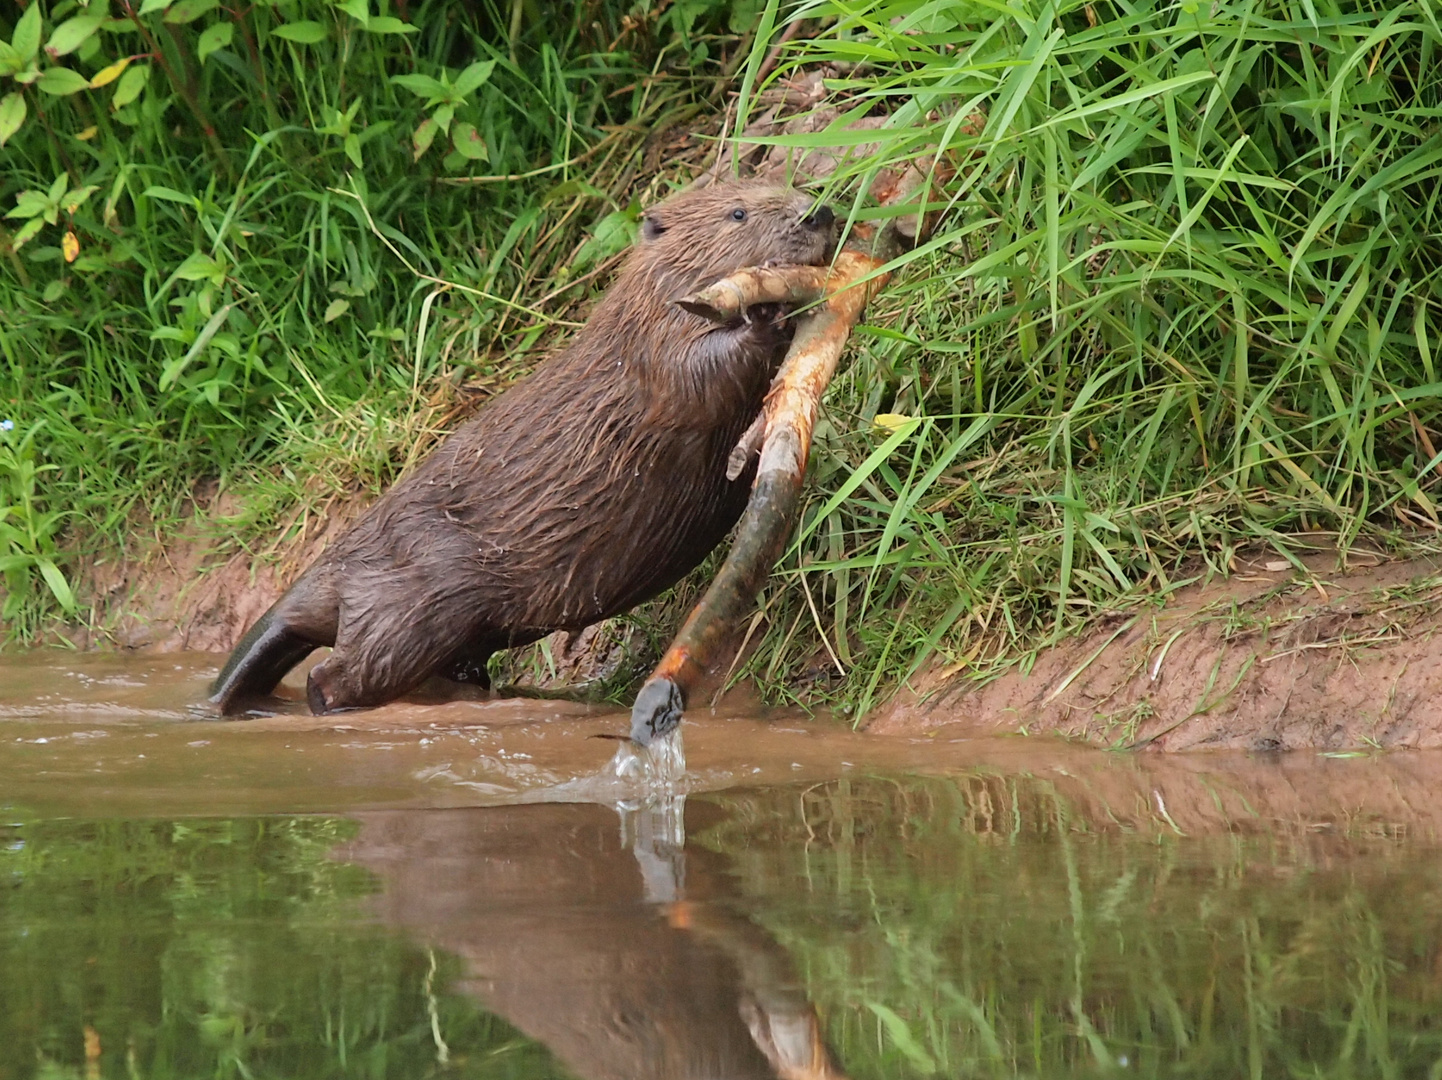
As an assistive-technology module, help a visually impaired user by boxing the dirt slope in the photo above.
[870,548,1442,751]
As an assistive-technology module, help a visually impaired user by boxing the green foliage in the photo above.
[732,0,1442,713]
[0,420,76,618]
[0,0,737,639]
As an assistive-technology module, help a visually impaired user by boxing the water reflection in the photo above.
[8,743,1442,1078]
[339,797,844,1080]
[703,776,1442,1079]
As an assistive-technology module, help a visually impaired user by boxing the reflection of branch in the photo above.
[423,949,451,1066]
[624,798,850,1080]
[677,903,852,1080]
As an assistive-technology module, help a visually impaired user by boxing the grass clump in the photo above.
[725,0,1442,716]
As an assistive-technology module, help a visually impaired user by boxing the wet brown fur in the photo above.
[211,182,836,715]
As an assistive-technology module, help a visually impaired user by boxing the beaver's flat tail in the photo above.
[209,608,320,715]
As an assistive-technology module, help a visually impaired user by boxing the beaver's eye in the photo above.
[730,207,748,222]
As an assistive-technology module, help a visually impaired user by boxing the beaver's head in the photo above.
[632,182,837,297]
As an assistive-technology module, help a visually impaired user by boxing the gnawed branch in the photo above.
[629,224,912,744]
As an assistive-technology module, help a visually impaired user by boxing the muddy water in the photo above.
[6,653,1442,1079]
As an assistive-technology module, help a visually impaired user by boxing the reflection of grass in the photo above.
[702,777,1442,1079]
[0,815,576,1080]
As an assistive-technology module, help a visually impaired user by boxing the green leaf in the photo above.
[334,0,369,24]
[571,208,637,271]
[173,251,225,283]
[61,185,98,214]
[159,302,233,390]
[271,20,328,43]
[453,59,495,98]
[411,116,437,160]
[431,103,453,133]
[323,299,350,322]
[866,1003,938,1073]
[37,558,77,613]
[143,185,194,206]
[111,63,148,109]
[47,173,68,203]
[37,66,92,96]
[197,21,232,63]
[6,189,49,220]
[137,0,174,14]
[163,0,220,24]
[12,3,42,63]
[11,217,44,251]
[343,132,361,169]
[728,0,762,34]
[45,13,105,58]
[365,16,416,34]
[390,72,447,99]
[0,39,20,76]
[451,121,486,161]
[0,93,25,149]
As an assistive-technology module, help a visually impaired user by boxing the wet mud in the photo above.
[874,547,1442,752]
[64,505,1442,752]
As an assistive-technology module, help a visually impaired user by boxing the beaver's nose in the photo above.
[802,204,834,230]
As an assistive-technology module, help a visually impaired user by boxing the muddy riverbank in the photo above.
[4,650,1442,837]
[56,523,1442,752]
[873,547,1442,752]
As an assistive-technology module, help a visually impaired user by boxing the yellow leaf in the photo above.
[873,412,916,432]
[62,230,80,263]
[75,125,97,141]
[89,56,131,88]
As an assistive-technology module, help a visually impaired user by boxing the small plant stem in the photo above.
[230,7,285,137]
[117,0,236,182]
[508,0,524,64]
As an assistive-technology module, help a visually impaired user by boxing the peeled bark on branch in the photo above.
[674,264,831,324]
[629,227,908,745]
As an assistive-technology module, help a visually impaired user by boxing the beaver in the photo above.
[210,181,836,726]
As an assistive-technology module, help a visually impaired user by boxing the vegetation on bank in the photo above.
[0,0,749,635]
[3,0,1442,718]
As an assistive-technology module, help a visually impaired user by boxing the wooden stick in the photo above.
[630,231,904,744]
[675,264,831,323]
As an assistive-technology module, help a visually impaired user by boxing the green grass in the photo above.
[0,0,744,638]
[723,0,1442,716]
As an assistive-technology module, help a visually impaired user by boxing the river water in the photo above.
[3,651,1442,1079]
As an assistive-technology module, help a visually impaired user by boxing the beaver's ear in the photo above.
[641,210,667,241]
